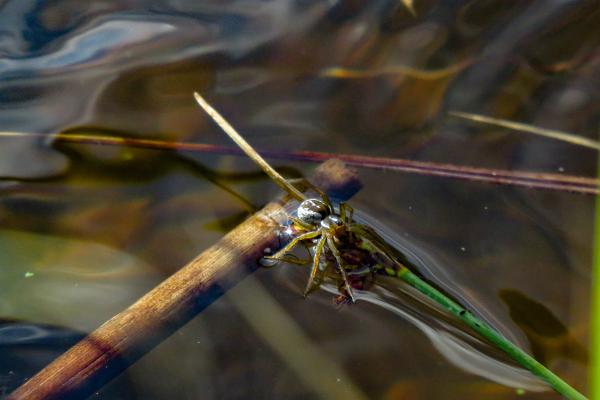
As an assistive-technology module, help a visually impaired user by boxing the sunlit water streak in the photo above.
[0,1,331,82]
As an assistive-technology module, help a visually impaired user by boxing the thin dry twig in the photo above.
[194,92,306,201]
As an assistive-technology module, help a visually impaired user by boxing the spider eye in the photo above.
[297,198,330,225]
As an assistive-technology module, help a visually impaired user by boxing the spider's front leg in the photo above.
[325,232,356,303]
[262,253,310,267]
[346,223,408,274]
[303,233,327,296]
[339,202,354,223]
[264,230,321,265]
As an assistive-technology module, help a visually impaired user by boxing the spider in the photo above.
[263,180,404,304]
[193,92,406,303]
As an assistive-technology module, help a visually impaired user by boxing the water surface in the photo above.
[0,1,595,398]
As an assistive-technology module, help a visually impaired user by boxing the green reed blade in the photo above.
[590,158,600,399]
[396,268,587,400]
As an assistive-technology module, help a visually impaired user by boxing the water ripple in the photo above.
[321,282,549,392]
[352,209,524,344]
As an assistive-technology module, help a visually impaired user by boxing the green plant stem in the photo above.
[591,157,600,398]
[396,268,587,400]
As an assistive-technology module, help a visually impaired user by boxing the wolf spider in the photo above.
[263,176,402,303]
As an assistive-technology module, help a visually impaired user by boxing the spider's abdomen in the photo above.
[297,198,330,225]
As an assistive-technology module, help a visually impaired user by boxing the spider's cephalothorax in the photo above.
[264,180,405,303]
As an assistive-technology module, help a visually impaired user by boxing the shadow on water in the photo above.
[0,320,135,398]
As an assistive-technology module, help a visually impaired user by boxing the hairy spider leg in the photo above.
[262,228,314,267]
[339,202,354,223]
[265,253,311,267]
[346,224,409,274]
[304,234,328,296]
[325,232,356,303]
[264,230,321,262]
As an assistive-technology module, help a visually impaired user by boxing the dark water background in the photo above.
[0,0,596,398]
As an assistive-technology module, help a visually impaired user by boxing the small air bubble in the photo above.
[483,205,488,211]
[260,257,278,267]
[558,166,565,172]
[24,271,34,278]
[460,246,466,252]
[283,227,294,239]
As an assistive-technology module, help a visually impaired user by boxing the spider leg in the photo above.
[346,224,409,272]
[262,253,310,267]
[303,233,327,296]
[264,230,321,262]
[325,231,356,303]
[339,202,354,223]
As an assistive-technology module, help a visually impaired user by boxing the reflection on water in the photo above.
[0,0,594,398]
[0,229,163,331]
[0,321,83,397]
[331,284,549,392]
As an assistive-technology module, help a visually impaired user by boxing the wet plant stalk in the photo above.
[590,157,600,398]
[396,267,587,400]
